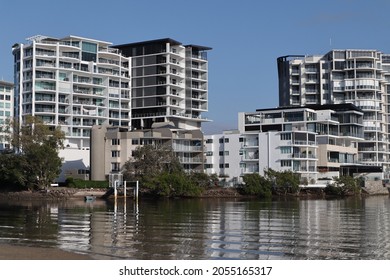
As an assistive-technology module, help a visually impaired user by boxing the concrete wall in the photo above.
[362,180,389,195]
[58,148,90,182]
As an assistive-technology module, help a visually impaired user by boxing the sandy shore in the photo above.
[0,244,92,260]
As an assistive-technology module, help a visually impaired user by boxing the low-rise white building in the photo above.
[205,104,367,186]
[0,81,13,150]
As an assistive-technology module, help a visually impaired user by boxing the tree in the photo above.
[0,116,65,190]
[122,143,182,182]
[122,143,209,197]
[241,173,272,197]
[265,168,300,195]
[325,175,362,196]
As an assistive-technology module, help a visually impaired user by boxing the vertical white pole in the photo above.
[124,181,127,199]
[114,180,117,199]
[135,180,139,202]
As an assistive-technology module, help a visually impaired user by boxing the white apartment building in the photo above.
[12,35,131,180]
[12,36,211,182]
[12,35,132,149]
[204,130,243,186]
[0,81,13,150]
[278,50,390,177]
[114,38,211,130]
[205,104,366,186]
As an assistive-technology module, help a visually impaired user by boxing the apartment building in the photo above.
[12,35,132,149]
[90,123,204,180]
[204,130,243,186]
[205,104,366,185]
[0,81,13,150]
[277,50,390,176]
[114,38,211,130]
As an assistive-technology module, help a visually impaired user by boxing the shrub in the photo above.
[324,176,362,196]
[241,173,272,198]
[66,178,109,189]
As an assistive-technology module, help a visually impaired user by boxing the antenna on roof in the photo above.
[330,38,332,47]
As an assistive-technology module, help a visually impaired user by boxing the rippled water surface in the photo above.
[1,196,390,259]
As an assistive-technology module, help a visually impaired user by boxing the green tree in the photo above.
[122,143,182,182]
[241,173,272,197]
[122,143,210,197]
[0,116,65,190]
[265,168,300,195]
[325,175,362,196]
[0,153,27,190]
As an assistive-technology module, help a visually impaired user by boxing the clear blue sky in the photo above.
[1,0,390,134]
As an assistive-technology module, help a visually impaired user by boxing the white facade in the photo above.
[0,81,13,150]
[204,130,243,186]
[278,50,390,176]
[205,105,364,186]
[12,35,132,149]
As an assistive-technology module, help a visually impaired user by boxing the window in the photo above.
[239,137,244,142]
[206,139,213,144]
[281,160,291,167]
[219,138,224,143]
[206,151,213,156]
[219,163,224,168]
[205,164,213,168]
[111,163,120,172]
[225,151,229,156]
[280,147,291,154]
[225,163,229,168]
[82,42,97,62]
[219,151,224,156]
[132,139,139,145]
[224,138,229,143]
[280,133,291,140]
[111,139,120,145]
[111,151,120,157]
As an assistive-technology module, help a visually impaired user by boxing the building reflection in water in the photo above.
[4,196,389,259]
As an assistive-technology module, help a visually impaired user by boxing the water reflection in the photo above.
[0,196,390,259]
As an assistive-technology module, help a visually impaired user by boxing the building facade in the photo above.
[90,123,204,181]
[205,105,365,186]
[277,50,390,176]
[114,38,211,130]
[12,35,132,149]
[204,130,243,186]
[0,81,13,150]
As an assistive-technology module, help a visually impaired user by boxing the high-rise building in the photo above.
[114,38,211,130]
[12,35,132,149]
[278,50,390,176]
[0,81,13,150]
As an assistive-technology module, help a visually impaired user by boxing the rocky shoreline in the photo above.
[0,186,247,200]
[0,187,107,201]
[0,185,388,201]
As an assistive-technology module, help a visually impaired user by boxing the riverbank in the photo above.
[0,243,92,260]
[0,187,107,201]
[0,185,388,201]
[0,186,244,200]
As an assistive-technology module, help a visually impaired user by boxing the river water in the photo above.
[0,196,390,260]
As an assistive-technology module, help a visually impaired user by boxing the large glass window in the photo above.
[82,42,97,62]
